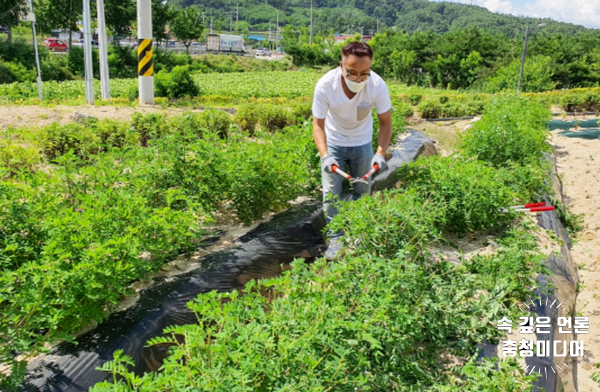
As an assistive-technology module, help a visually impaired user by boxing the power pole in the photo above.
[82,0,94,104]
[230,12,232,32]
[27,0,43,101]
[517,26,529,95]
[236,4,239,32]
[276,9,279,49]
[137,0,154,105]
[211,16,213,34]
[97,0,110,100]
[377,17,379,34]
[309,0,313,45]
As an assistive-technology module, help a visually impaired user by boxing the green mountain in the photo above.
[171,0,598,37]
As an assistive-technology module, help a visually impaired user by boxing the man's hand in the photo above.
[371,154,387,171]
[321,155,339,174]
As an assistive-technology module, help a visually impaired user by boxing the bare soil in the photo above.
[0,105,199,132]
[551,120,600,391]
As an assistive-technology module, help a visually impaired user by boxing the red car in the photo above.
[43,38,68,52]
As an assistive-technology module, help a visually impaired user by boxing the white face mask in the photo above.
[344,77,367,93]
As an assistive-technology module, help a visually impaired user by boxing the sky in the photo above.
[435,0,600,29]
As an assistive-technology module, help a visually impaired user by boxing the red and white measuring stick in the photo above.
[512,206,555,213]
[509,202,547,209]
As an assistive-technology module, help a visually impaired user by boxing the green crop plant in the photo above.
[459,95,552,168]
[89,193,543,391]
[257,105,291,132]
[0,118,320,387]
[0,141,43,178]
[233,103,261,135]
[396,155,517,234]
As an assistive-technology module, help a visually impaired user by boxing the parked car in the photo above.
[256,47,272,57]
[73,39,99,49]
[42,38,68,52]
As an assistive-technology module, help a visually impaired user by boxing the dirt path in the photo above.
[551,121,600,392]
[0,105,200,132]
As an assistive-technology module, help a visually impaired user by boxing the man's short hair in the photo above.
[341,41,373,60]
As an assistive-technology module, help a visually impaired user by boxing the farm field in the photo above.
[0,72,598,391]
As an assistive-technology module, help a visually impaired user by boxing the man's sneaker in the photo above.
[324,236,344,261]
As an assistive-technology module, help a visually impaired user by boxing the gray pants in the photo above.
[321,141,374,238]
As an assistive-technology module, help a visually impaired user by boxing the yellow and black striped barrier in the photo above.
[138,38,154,77]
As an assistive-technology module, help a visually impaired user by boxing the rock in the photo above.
[72,111,97,124]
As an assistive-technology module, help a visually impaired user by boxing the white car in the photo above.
[73,39,99,49]
[256,47,272,57]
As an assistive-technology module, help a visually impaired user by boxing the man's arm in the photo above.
[375,109,392,156]
[313,116,329,158]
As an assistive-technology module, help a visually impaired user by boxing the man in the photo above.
[312,41,393,260]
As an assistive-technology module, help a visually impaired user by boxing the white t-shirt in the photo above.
[312,67,392,147]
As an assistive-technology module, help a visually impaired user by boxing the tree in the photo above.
[35,0,82,48]
[0,0,25,43]
[104,0,136,45]
[171,6,204,54]
[483,55,557,93]
[152,0,174,53]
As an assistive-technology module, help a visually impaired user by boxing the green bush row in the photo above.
[559,91,600,112]
[0,119,321,387]
[417,97,486,119]
[88,95,555,391]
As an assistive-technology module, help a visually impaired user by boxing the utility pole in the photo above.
[517,23,546,95]
[309,0,312,45]
[82,0,94,104]
[276,9,279,49]
[137,0,154,105]
[27,0,43,101]
[230,12,232,32]
[236,4,239,31]
[211,16,213,34]
[377,17,379,34]
[97,0,110,100]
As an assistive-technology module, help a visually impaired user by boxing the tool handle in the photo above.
[529,206,555,212]
[525,202,546,208]
[362,164,380,180]
[332,164,351,180]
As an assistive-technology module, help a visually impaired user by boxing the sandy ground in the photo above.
[551,119,600,391]
[0,105,200,132]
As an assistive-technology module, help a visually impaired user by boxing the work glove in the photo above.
[371,154,387,171]
[321,154,339,174]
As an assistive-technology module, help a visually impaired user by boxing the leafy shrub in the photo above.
[439,95,449,104]
[36,122,100,160]
[0,142,43,177]
[88,118,140,150]
[154,65,200,99]
[329,188,442,259]
[258,105,290,132]
[396,155,517,233]
[233,104,260,134]
[68,46,99,78]
[393,100,414,119]
[417,98,442,118]
[289,102,313,124]
[0,59,35,84]
[559,91,600,112]
[40,53,75,82]
[199,109,231,138]
[131,112,170,146]
[460,95,552,167]
[408,93,422,105]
